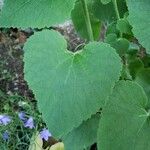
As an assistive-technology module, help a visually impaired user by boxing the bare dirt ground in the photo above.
[0,23,85,98]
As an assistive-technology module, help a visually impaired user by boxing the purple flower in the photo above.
[18,112,26,121]
[40,128,52,141]
[24,117,34,129]
[2,131,9,141]
[0,115,11,125]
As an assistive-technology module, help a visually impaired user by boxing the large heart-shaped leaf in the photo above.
[0,0,76,28]
[127,0,150,53]
[98,81,150,150]
[63,114,100,150]
[24,30,121,137]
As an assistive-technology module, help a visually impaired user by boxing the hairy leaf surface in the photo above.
[127,0,150,53]
[0,0,76,28]
[135,68,150,108]
[98,81,150,150]
[24,30,121,137]
[63,114,100,150]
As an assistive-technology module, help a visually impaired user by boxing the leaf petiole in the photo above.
[81,0,94,41]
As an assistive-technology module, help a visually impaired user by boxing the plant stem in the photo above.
[112,0,120,20]
[81,0,94,41]
[112,0,122,37]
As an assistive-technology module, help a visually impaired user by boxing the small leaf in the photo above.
[63,114,100,150]
[24,30,121,137]
[113,38,129,56]
[0,0,76,28]
[106,22,119,35]
[98,81,150,150]
[104,33,117,45]
[105,35,129,56]
[116,18,132,35]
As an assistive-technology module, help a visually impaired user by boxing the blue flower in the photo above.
[0,115,11,125]
[40,128,52,141]
[2,131,9,141]
[19,113,35,129]
[18,112,26,121]
[24,117,35,129]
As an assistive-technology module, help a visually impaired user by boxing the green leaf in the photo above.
[24,30,121,137]
[127,55,144,79]
[50,143,65,150]
[133,123,150,150]
[135,68,150,108]
[0,0,76,28]
[120,65,132,80]
[127,0,150,53]
[98,81,150,150]
[106,21,119,36]
[63,114,100,150]
[0,90,6,99]
[91,0,116,22]
[116,18,132,35]
[71,0,101,41]
[127,43,139,55]
[104,33,117,45]
[141,55,150,68]
[105,35,129,56]
[91,0,127,23]
[113,38,129,56]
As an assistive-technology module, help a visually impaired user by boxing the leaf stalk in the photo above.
[112,0,120,20]
[112,0,122,37]
[81,0,94,41]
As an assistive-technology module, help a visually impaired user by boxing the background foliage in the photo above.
[0,0,150,149]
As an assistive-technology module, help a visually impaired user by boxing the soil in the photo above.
[0,23,85,98]
[0,28,33,98]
